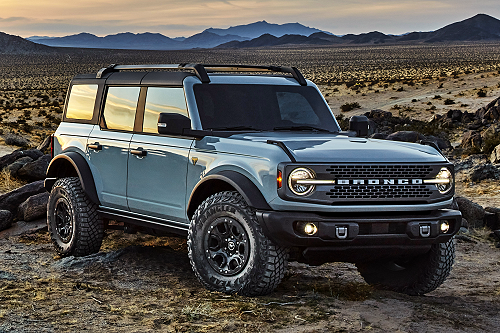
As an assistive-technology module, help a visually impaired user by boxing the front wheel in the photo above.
[188,191,288,296]
[47,177,104,256]
[356,238,455,295]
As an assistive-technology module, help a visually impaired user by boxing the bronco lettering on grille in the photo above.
[337,179,424,185]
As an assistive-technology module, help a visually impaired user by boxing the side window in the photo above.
[65,84,98,120]
[143,87,188,134]
[102,87,140,131]
[277,91,320,125]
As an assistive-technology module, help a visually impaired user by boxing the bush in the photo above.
[340,102,361,112]
[477,89,487,97]
[443,98,455,105]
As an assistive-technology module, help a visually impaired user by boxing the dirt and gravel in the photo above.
[0,227,498,332]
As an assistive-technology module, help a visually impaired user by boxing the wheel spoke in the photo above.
[205,217,250,276]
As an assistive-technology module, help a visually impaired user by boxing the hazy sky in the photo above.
[1,0,499,38]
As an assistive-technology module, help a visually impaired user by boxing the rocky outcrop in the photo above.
[456,197,486,228]
[17,154,51,181]
[0,210,13,232]
[0,149,43,170]
[454,154,500,182]
[0,180,45,214]
[17,192,49,222]
[491,144,500,164]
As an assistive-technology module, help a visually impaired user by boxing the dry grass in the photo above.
[0,169,27,193]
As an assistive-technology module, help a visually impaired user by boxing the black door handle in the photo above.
[88,143,102,151]
[130,148,147,157]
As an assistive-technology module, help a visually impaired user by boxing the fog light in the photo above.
[440,221,450,233]
[303,223,318,236]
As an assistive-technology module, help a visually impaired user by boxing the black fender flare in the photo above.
[187,170,271,218]
[45,152,100,205]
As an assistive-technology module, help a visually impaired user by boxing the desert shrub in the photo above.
[411,99,417,102]
[335,113,349,129]
[340,102,361,112]
[396,87,404,92]
[443,98,455,105]
[477,89,487,97]
[482,136,500,155]
[433,95,442,99]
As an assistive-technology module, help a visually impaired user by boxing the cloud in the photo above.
[0,0,499,37]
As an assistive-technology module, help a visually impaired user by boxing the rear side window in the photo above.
[65,84,98,120]
[102,87,140,131]
[143,87,188,134]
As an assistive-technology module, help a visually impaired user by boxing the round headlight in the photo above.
[288,168,315,196]
[435,167,453,194]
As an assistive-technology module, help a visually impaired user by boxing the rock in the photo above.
[385,131,426,143]
[17,154,51,181]
[485,207,500,230]
[491,144,500,164]
[459,131,482,151]
[465,164,500,182]
[455,197,485,228]
[3,134,29,147]
[5,156,33,176]
[370,133,386,139]
[0,210,13,232]
[426,135,452,150]
[0,180,45,214]
[0,149,43,170]
[454,154,488,172]
[18,192,49,222]
[37,135,52,153]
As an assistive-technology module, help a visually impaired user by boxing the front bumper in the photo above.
[256,209,461,263]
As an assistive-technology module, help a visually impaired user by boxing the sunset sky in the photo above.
[1,0,499,38]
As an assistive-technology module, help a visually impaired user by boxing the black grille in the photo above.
[326,165,434,179]
[326,184,433,200]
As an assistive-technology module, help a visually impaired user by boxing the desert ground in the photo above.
[0,43,499,332]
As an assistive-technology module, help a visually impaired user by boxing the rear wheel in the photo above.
[47,177,104,256]
[356,238,455,295]
[188,191,288,296]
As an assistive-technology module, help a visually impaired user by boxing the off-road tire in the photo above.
[47,177,104,256]
[188,191,288,296]
[356,238,455,295]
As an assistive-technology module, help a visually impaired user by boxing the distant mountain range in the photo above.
[0,32,54,54]
[7,13,500,52]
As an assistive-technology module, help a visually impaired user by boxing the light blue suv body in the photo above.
[45,64,461,296]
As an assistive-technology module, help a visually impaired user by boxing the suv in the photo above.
[45,64,461,296]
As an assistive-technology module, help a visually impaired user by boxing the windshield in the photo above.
[193,84,340,132]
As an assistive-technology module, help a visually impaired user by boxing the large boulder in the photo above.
[455,197,485,228]
[3,134,29,147]
[0,149,43,170]
[5,156,33,176]
[491,144,500,164]
[0,180,45,213]
[459,131,482,151]
[485,207,500,230]
[0,210,13,232]
[17,154,51,181]
[465,164,500,182]
[385,131,426,143]
[18,192,49,222]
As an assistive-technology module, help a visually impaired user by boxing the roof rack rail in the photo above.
[96,63,307,85]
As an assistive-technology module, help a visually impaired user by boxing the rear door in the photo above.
[127,86,193,223]
[87,86,141,209]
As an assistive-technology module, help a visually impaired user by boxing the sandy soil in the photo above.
[0,229,498,332]
[321,70,500,123]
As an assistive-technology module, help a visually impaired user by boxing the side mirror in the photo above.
[158,113,191,136]
[349,115,369,137]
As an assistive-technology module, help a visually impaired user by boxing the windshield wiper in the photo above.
[208,126,261,131]
[273,125,331,132]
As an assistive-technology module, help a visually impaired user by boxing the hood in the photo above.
[232,132,446,163]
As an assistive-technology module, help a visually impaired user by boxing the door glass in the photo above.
[143,87,188,134]
[65,84,98,120]
[102,87,140,131]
